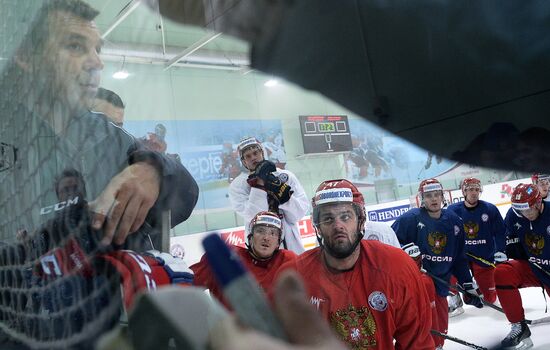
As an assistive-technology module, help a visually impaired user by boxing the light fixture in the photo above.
[264,78,278,87]
[113,56,130,80]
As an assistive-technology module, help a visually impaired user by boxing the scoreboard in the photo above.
[299,115,352,154]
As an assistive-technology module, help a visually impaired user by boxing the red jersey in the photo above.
[191,246,297,308]
[278,240,434,350]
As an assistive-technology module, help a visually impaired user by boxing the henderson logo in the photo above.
[422,183,442,192]
[238,138,257,149]
[511,202,530,210]
[368,204,410,222]
[314,188,353,205]
[256,215,282,229]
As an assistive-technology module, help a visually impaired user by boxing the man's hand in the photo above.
[209,270,346,350]
[89,163,160,246]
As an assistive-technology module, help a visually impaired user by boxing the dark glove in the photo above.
[253,160,277,181]
[264,174,293,204]
[247,174,262,188]
[462,282,484,308]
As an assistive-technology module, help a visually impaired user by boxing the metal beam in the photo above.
[164,32,222,70]
[101,0,142,39]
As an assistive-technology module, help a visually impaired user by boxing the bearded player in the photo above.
[277,179,434,349]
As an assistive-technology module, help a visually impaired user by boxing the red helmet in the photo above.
[248,211,283,244]
[237,137,263,160]
[311,179,366,228]
[461,177,482,194]
[531,173,550,184]
[511,183,542,211]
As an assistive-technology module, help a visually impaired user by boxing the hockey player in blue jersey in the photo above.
[495,183,550,349]
[447,177,506,309]
[392,178,482,349]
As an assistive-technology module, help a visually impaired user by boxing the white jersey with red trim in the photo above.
[229,168,309,254]
[363,221,401,248]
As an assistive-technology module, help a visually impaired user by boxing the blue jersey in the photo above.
[504,205,550,288]
[447,200,506,266]
[392,208,472,297]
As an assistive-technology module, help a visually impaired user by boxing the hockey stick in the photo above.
[430,330,487,350]
[422,269,505,313]
[423,269,550,325]
[466,252,496,268]
[532,261,550,278]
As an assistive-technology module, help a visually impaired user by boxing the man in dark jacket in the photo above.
[0,0,198,348]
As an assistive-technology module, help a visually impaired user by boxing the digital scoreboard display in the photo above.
[299,115,352,154]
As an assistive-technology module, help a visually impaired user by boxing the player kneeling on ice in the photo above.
[496,183,550,349]
[276,179,434,349]
[447,177,507,316]
[191,211,297,308]
[392,178,483,349]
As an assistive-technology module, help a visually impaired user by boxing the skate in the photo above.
[447,292,464,318]
[501,321,533,349]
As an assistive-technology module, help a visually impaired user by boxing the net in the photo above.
[0,1,140,348]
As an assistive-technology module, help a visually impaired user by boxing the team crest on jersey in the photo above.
[464,222,479,239]
[278,173,289,183]
[481,214,489,222]
[366,234,380,241]
[428,232,447,254]
[170,244,185,259]
[525,233,544,255]
[454,225,460,236]
[368,291,388,312]
[330,305,377,349]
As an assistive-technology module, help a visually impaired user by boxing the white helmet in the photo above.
[237,137,263,160]
[247,211,283,246]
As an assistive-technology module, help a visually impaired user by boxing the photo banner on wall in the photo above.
[347,119,458,187]
[124,119,286,210]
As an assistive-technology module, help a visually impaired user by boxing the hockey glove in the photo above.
[98,250,194,311]
[264,174,293,205]
[247,174,262,189]
[494,251,508,263]
[402,242,422,269]
[145,250,194,285]
[462,282,484,308]
[252,160,277,181]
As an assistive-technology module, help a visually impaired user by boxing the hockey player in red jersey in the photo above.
[277,179,434,349]
[496,183,550,349]
[191,211,297,308]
